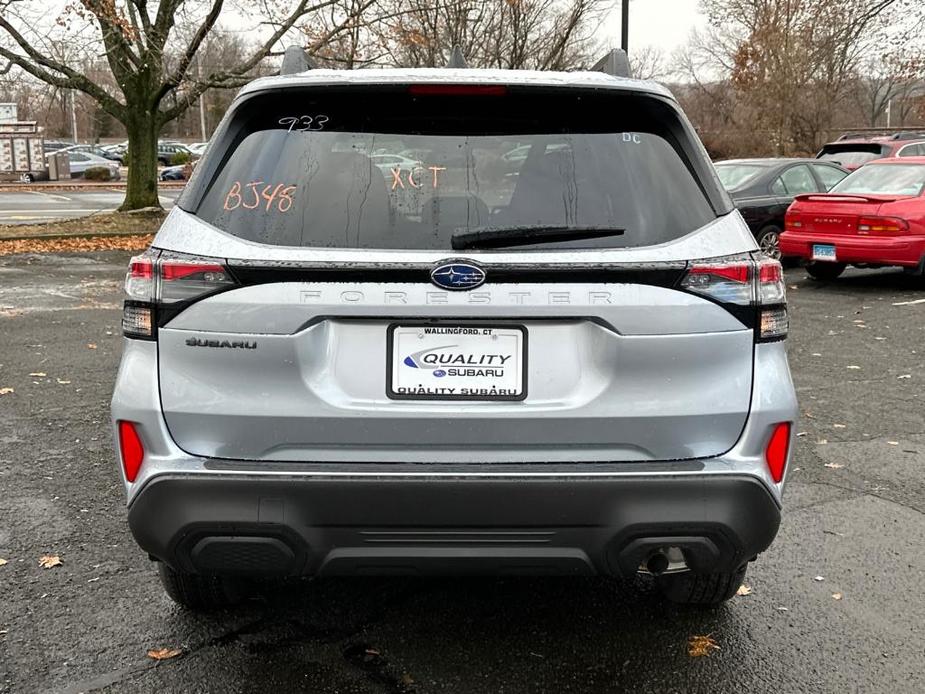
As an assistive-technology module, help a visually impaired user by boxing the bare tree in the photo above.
[0,0,374,210]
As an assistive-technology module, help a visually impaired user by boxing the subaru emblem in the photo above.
[430,261,486,291]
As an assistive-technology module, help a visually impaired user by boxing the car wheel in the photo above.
[156,562,246,610]
[19,173,34,183]
[655,564,747,605]
[806,262,846,281]
[756,226,782,260]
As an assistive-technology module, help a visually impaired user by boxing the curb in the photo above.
[0,182,185,193]
[0,229,156,242]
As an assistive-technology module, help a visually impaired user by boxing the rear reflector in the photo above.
[408,84,507,96]
[765,422,791,484]
[118,421,145,483]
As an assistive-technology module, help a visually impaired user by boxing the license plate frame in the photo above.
[386,323,528,401]
[812,244,837,262]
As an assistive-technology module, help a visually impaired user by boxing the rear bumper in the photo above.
[779,230,925,267]
[128,472,781,578]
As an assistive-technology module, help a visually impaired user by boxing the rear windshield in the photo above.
[816,143,886,168]
[187,87,719,250]
[714,163,768,190]
[830,164,925,196]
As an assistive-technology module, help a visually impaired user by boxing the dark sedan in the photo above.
[715,158,848,259]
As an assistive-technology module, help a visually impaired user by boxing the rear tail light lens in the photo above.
[680,261,753,305]
[681,256,788,342]
[118,420,145,483]
[765,422,792,483]
[122,250,236,339]
[857,216,908,232]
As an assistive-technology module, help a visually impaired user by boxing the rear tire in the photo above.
[806,262,846,281]
[157,563,245,610]
[655,565,747,605]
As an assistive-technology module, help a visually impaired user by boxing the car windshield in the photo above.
[714,163,768,190]
[187,87,718,250]
[830,164,925,196]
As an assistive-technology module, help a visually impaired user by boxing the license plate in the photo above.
[812,244,837,261]
[387,324,527,401]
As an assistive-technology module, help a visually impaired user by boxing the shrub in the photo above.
[170,151,191,166]
[84,166,113,181]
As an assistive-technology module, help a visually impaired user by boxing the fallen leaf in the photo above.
[736,584,752,596]
[147,647,183,661]
[28,372,46,377]
[0,387,13,395]
[897,374,911,380]
[818,439,828,445]
[887,441,899,446]
[776,606,789,612]
[846,365,861,370]
[56,379,71,385]
[796,431,808,437]
[38,555,62,569]
[874,337,887,341]
[87,343,97,349]
[688,634,720,657]
[87,577,100,583]
[811,352,822,357]
[833,423,847,429]
[401,674,415,686]
[832,593,843,600]
[813,575,825,582]
[824,462,844,469]
[0,558,8,566]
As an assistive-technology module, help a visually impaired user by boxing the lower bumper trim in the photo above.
[127,472,781,578]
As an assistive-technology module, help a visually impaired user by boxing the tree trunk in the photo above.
[120,114,160,211]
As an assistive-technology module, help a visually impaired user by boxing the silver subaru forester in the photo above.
[112,56,797,609]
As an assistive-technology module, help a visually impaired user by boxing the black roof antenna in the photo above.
[592,49,631,78]
[446,45,468,68]
[280,45,315,75]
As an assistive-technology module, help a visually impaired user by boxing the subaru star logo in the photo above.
[430,261,486,291]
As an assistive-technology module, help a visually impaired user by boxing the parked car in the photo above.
[368,152,422,173]
[42,140,74,152]
[816,133,925,171]
[780,157,925,280]
[48,149,120,179]
[59,143,124,164]
[188,142,209,157]
[112,58,797,610]
[157,142,195,166]
[714,158,848,258]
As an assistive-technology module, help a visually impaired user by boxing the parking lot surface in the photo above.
[0,190,180,224]
[0,252,923,693]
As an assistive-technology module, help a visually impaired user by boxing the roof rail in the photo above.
[446,46,468,69]
[592,49,631,78]
[279,45,315,75]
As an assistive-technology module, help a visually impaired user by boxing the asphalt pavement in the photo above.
[0,253,923,694]
[0,190,180,224]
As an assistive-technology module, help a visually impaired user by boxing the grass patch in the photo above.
[0,209,166,241]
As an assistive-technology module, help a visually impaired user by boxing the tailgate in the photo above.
[157,275,754,464]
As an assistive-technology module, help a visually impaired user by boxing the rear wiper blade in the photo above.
[451,225,625,250]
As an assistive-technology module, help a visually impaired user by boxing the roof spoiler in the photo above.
[279,45,315,75]
[592,49,631,78]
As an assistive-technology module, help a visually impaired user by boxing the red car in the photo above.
[779,157,925,280]
[816,135,925,171]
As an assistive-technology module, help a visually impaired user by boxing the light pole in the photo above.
[621,0,629,53]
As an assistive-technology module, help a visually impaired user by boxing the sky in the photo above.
[602,0,706,57]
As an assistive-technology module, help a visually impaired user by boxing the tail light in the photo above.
[118,420,145,483]
[680,255,788,342]
[765,422,792,483]
[408,84,507,96]
[857,216,908,233]
[122,250,236,339]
